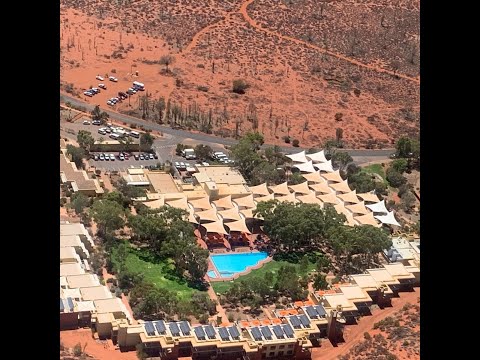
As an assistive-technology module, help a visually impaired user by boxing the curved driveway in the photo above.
[60,93,393,160]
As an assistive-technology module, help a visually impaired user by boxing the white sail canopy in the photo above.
[248,183,271,196]
[195,208,220,222]
[375,211,401,227]
[288,181,311,195]
[275,193,298,203]
[188,197,212,210]
[302,171,326,184]
[201,220,228,235]
[218,208,243,221]
[225,219,251,234]
[293,160,317,173]
[321,170,343,183]
[354,212,381,227]
[269,182,291,195]
[314,160,334,173]
[366,200,389,214]
[306,150,329,163]
[233,194,256,209]
[212,195,235,209]
[286,150,308,163]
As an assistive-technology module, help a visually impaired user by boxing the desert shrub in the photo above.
[228,313,235,322]
[198,313,209,324]
[197,85,209,92]
[386,167,407,188]
[60,197,67,207]
[283,136,291,144]
[232,79,248,94]
[73,343,82,357]
[364,332,372,340]
[111,69,116,73]
[292,139,300,147]
[131,123,137,129]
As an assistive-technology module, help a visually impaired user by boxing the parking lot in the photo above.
[88,152,161,171]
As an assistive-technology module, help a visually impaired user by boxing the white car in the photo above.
[96,75,104,81]
[83,91,93,97]
[83,120,91,125]
[109,154,115,161]
[107,100,113,106]
[119,154,125,161]
[98,83,107,90]
[109,76,118,82]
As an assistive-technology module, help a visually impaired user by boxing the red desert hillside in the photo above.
[60,0,419,148]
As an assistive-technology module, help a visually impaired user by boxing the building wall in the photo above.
[60,312,79,330]
[91,142,139,152]
[97,322,113,339]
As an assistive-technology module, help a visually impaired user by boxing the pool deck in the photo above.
[207,251,272,282]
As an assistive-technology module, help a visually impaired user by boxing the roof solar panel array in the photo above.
[194,326,206,340]
[154,320,166,334]
[282,324,295,338]
[144,321,156,336]
[180,321,191,335]
[205,325,216,339]
[260,326,273,340]
[218,327,230,341]
[272,325,284,338]
[299,314,311,327]
[251,327,263,341]
[228,326,241,339]
[67,297,74,311]
[60,298,65,312]
[289,315,302,328]
[314,305,327,317]
[169,322,180,336]
[306,306,318,318]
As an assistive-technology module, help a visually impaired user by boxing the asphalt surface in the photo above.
[60,93,394,162]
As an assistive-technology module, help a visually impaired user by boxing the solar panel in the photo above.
[218,327,230,341]
[289,315,301,328]
[154,320,166,334]
[251,327,263,341]
[194,326,206,339]
[305,306,318,318]
[272,325,284,338]
[67,297,74,311]
[144,321,156,336]
[179,321,191,335]
[169,322,180,336]
[205,325,216,339]
[228,326,241,339]
[314,305,327,317]
[260,326,273,340]
[60,298,65,312]
[299,314,311,327]
[282,324,295,338]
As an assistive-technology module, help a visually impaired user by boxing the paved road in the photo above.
[60,93,394,160]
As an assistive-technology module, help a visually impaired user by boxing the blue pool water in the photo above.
[210,252,268,278]
[207,270,217,278]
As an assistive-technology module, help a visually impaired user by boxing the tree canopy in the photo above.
[395,136,420,159]
[77,130,95,152]
[91,105,109,123]
[69,192,89,214]
[66,144,86,169]
[89,199,125,234]
[140,133,154,152]
[194,144,212,161]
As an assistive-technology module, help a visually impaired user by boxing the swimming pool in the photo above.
[210,252,269,278]
[207,270,217,278]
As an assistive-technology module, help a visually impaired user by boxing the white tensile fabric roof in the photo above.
[188,210,199,224]
[165,197,189,211]
[302,171,326,184]
[288,181,311,195]
[346,201,370,215]
[357,192,380,203]
[144,198,165,209]
[297,192,323,205]
[309,182,332,194]
[233,194,256,209]
[318,193,339,204]
[240,209,262,219]
[255,193,275,203]
[188,197,212,210]
[306,150,328,163]
[293,160,317,173]
[321,170,343,183]
[225,219,251,234]
[212,195,235,209]
[375,211,401,227]
[248,183,271,196]
[195,208,220,222]
[337,190,360,204]
[366,200,388,214]
[269,182,291,195]
[354,212,381,227]
[344,213,358,227]
[275,193,298,203]
[218,208,243,221]
[334,203,351,217]
[314,160,334,173]
[201,220,228,235]
[286,150,308,163]
[330,180,352,194]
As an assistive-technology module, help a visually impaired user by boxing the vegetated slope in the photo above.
[60,0,419,148]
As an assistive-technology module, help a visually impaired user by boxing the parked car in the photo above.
[104,128,112,133]
[128,87,137,94]
[83,120,91,125]
[153,154,158,159]
[119,154,125,161]
[109,154,115,161]
[139,154,145,160]
[93,154,99,160]
[98,129,106,135]
[91,88,100,94]
[92,120,101,125]
[99,154,105,161]
[134,154,139,160]
[96,75,104,81]
[123,153,129,160]
[83,91,93,97]
[104,153,109,161]
[148,153,154,160]
[98,83,107,90]
[106,100,113,106]
[109,76,118,82]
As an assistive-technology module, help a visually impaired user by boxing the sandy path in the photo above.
[312,288,420,360]
[239,0,420,84]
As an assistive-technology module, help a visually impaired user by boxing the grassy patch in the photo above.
[211,260,316,294]
[361,163,386,182]
[113,247,201,300]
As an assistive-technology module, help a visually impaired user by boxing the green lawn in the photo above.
[115,248,201,299]
[361,163,386,183]
[211,260,316,294]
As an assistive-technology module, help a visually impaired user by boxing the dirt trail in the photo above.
[312,288,420,360]
[239,0,420,84]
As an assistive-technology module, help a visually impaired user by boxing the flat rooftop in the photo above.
[383,264,416,280]
[217,184,251,197]
[367,269,401,284]
[60,235,83,248]
[94,298,126,314]
[60,262,85,276]
[194,166,246,185]
[322,294,358,312]
[146,172,179,194]
[60,246,78,261]
[349,274,381,290]
[60,223,89,237]
[337,285,372,303]
[60,153,103,193]
[80,286,113,301]
[65,274,100,289]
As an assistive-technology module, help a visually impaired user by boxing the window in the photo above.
[270,346,276,350]
[278,351,284,356]
[262,353,266,359]
[269,352,275,357]
[279,345,285,349]
[287,350,293,355]
[287,344,294,349]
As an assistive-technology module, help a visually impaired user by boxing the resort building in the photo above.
[60,148,104,196]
